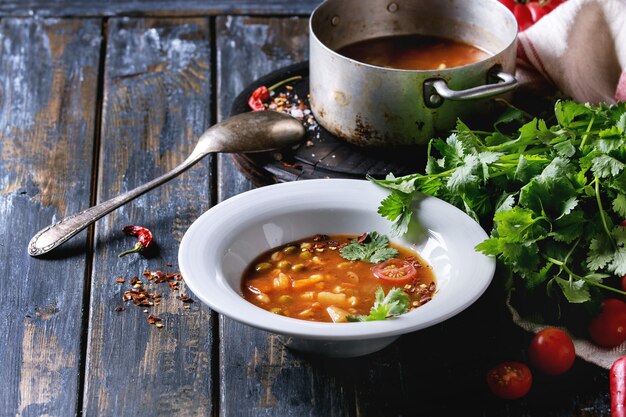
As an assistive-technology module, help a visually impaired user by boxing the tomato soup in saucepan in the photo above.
[336,34,491,70]
[241,234,436,323]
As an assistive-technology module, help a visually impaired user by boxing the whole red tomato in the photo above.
[486,362,532,400]
[498,0,566,31]
[528,328,575,375]
[588,299,626,348]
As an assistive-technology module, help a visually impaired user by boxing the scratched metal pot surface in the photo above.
[309,0,518,146]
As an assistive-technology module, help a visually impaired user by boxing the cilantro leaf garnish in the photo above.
[347,287,410,322]
[370,100,626,312]
[339,232,398,263]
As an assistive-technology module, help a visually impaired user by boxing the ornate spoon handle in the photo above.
[28,111,306,257]
[28,154,201,257]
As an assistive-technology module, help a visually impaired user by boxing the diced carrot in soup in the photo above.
[292,274,324,289]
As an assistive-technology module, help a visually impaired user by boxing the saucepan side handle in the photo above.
[423,69,517,108]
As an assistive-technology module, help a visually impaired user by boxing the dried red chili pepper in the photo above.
[248,86,270,111]
[119,225,153,257]
[247,75,303,112]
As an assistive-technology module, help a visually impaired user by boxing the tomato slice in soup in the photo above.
[372,259,417,285]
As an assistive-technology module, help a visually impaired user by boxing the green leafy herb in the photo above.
[347,287,410,322]
[339,232,398,263]
[371,100,626,310]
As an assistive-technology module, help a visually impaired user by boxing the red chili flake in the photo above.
[119,226,154,257]
[179,295,194,303]
[115,277,125,283]
[247,75,303,112]
[313,234,329,242]
[152,270,167,283]
[281,161,302,169]
[118,268,188,327]
[114,306,126,312]
[165,263,173,267]
[357,233,369,244]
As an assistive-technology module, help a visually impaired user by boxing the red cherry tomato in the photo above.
[371,259,417,285]
[486,362,533,400]
[499,0,566,32]
[621,274,626,293]
[528,328,575,375]
[604,298,626,312]
[588,299,626,348]
[513,4,534,31]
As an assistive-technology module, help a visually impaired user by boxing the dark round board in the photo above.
[228,61,426,185]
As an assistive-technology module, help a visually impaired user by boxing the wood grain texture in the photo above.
[0,18,101,417]
[216,15,309,197]
[82,17,213,417]
[0,0,320,17]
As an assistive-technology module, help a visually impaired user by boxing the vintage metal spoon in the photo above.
[28,111,306,257]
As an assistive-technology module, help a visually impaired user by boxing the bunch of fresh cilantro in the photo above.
[371,101,626,312]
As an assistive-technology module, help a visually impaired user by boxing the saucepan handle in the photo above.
[423,69,517,108]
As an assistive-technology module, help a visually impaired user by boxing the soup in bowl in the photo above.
[179,179,495,357]
[241,233,437,323]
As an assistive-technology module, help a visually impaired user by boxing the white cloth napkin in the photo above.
[516,0,626,104]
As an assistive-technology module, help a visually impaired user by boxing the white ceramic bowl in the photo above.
[179,179,495,357]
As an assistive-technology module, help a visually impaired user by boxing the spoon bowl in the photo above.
[28,111,305,257]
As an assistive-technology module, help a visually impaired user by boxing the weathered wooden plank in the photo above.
[0,18,101,417]
[82,17,214,417]
[216,16,356,417]
[0,0,320,17]
[216,15,310,196]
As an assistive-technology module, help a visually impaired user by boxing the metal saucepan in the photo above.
[309,0,518,146]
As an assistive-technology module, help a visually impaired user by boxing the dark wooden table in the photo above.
[0,1,613,416]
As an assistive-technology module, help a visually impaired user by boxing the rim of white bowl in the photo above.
[179,178,495,340]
